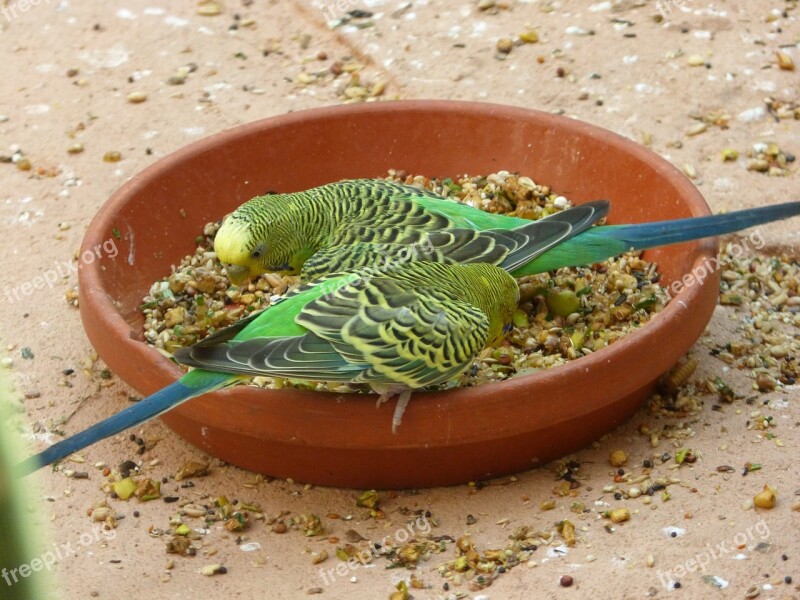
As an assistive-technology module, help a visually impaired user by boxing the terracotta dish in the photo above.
[78,101,717,488]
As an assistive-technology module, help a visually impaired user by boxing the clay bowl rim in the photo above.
[78,99,716,450]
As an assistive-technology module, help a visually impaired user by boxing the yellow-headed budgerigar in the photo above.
[213,179,800,285]
[18,262,519,475]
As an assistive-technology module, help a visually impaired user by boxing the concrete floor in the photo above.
[1,1,798,598]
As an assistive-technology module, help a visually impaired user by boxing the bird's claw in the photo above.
[374,388,413,434]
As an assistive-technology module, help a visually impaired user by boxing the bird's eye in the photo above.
[251,245,265,260]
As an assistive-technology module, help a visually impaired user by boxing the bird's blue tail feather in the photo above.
[601,202,800,248]
[16,370,232,476]
[516,202,800,275]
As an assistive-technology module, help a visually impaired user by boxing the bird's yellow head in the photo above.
[442,263,520,347]
[471,265,520,346]
[214,217,261,285]
[214,195,312,286]
[489,294,519,346]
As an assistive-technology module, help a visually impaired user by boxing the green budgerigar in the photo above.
[213,178,800,285]
[18,262,518,474]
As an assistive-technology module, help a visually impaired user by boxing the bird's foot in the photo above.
[391,390,412,434]
[371,384,413,434]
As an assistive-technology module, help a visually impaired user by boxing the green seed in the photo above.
[512,308,529,328]
[546,290,580,317]
[721,148,738,161]
[112,477,138,500]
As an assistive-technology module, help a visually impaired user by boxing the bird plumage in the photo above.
[176,262,517,388]
[214,178,800,283]
[18,262,518,474]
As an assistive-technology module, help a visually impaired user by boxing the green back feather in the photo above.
[411,194,531,230]
[232,272,363,340]
[511,227,630,276]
